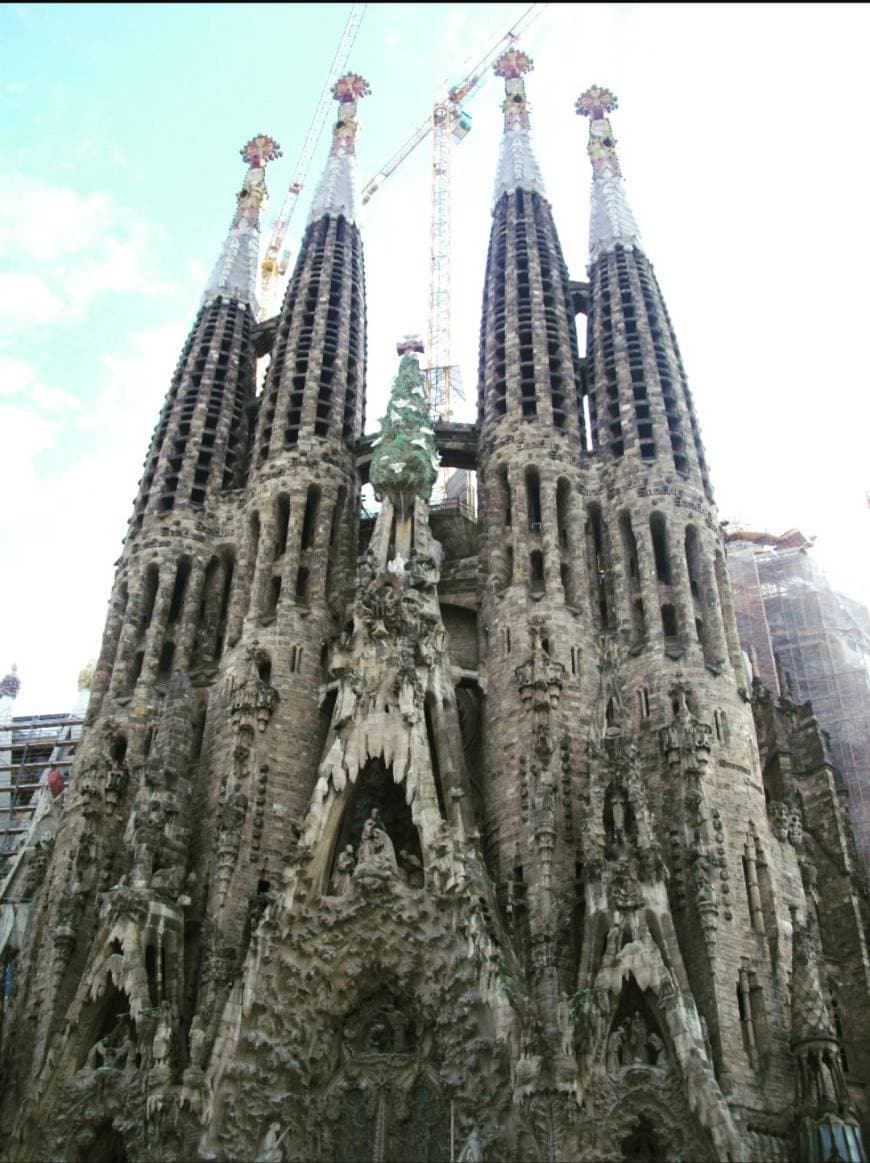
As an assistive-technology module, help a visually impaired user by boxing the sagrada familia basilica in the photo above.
[0,49,868,1163]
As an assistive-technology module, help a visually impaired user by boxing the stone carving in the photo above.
[216,783,249,906]
[606,1011,664,1074]
[457,1126,484,1162]
[354,810,398,883]
[255,1122,286,1162]
[331,845,356,896]
[514,618,565,763]
[231,646,278,734]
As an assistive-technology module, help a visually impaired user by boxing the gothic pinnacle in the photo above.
[576,84,642,263]
[491,48,546,209]
[203,133,282,311]
[307,72,371,226]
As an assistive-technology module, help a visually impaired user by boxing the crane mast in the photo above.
[259,3,366,318]
[361,4,546,421]
[427,100,457,420]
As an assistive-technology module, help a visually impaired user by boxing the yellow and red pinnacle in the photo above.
[494,48,534,79]
[240,135,282,168]
[575,86,618,120]
[332,73,371,104]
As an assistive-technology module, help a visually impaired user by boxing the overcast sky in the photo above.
[2,2,869,715]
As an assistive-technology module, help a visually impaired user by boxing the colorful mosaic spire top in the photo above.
[203,134,282,311]
[491,48,546,209]
[308,72,371,226]
[576,85,642,263]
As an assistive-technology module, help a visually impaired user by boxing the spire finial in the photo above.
[494,48,534,80]
[232,134,282,231]
[240,134,282,169]
[575,85,618,121]
[333,72,371,104]
[576,84,642,262]
[490,48,546,207]
[328,72,371,158]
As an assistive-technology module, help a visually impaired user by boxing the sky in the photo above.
[2,2,869,715]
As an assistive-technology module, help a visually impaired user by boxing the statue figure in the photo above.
[627,1011,649,1063]
[333,845,356,895]
[692,719,712,755]
[188,1013,207,1071]
[255,1122,286,1163]
[660,719,683,756]
[689,833,715,906]
[131,798,164,888]
[603,920,623,967]
[151,1009,174,1077]
[769,800,789,842]
[355,810,398,878]
[611,787,626,844]
[533,777,555,817]
[221,787,249,833]
[458,1127,484,1163]
[398,848,424,889]
[606,1024,625,1074]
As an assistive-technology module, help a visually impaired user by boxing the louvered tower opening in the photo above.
[255,214,365,461]
[479,189,586,443]
[131,298,255,528]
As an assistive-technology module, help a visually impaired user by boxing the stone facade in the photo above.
[0,65,868,1163]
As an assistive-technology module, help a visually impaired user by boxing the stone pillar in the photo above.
[140,571,175,687]
[635,521,665,653]
[251,504,279,620]
[667,521,701,662]
[540,478,560,593]
[176,560,207,671]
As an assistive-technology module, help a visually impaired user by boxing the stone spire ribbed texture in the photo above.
[578,86,712,496]
[204,134,282,312]
[477,50,585,436]
[254,74,369,457]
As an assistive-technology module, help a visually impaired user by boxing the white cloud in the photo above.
[1,322,186,715]
[0,172,173,329]
[0,272,65,324]
[0,173,110,261]
[0,355,81,411]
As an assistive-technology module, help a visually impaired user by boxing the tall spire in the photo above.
[307,72,371,226]
[491,48,546,208]
[203,134,282,312]
[576,85,643,263]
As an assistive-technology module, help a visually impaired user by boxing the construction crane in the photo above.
[361,4,547,422]
[259,3,367,318]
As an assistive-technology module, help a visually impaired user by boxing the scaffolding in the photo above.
[0,712,82,869]
[726,531,870,865]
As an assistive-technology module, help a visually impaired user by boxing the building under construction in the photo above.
[727,530,870,867]
[1,28,869,1163]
